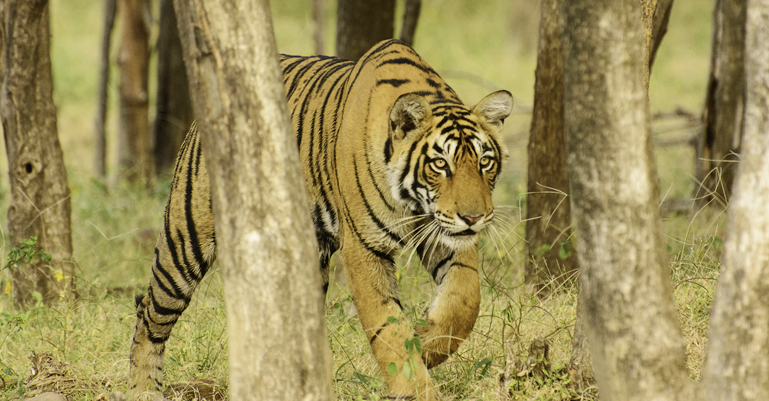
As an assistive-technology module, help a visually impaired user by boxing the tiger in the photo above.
[129,39,513,400]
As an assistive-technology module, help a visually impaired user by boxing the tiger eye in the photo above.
[480,156,492,167]
[432,159,447,169]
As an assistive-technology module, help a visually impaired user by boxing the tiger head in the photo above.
[386,90,513,250]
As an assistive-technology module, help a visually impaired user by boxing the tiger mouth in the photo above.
[447,229,477,237]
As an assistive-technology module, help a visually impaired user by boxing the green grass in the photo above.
[0,0,721,399]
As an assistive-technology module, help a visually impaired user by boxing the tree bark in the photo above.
[699,0,769,398]
[117,0,152,186]
[567,289,595,389]
[526,0,587,386]
[1,0,75,308]
[153,0,193,176]
[173,0,333,399]
[696,0,746,206]
[524,0,577,292]
[562,0,692,400]
[399,0,421,47]
[94,0,116,178]
[640,0,657,86]
[336,0,394,60]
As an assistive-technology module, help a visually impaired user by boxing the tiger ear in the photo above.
[389,93,432,141]
[472,90,513,128]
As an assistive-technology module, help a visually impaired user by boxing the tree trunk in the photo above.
[699,0,769,398]
[648,0,674,74]
[153,0,193,177]
[1,0,75,308]
[117,0,152,186]
[94,0,117,178]
[562,0,692,399]
[173,0,333,399]
[567,289,595,389]
[526,0,587,385]
[696,0,746,206]
[524,0,577,292]
[336,0,394,60]
[399,0,421,47]
[313,0,325,54]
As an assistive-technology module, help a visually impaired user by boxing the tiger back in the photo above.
[129,39,513,400]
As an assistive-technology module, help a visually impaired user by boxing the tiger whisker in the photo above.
[400,219,436,250]
[403,221,440,269]
[385,213,431,233]
[422,226,443,272]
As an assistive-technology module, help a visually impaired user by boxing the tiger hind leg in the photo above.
[129,125,216,398]
[129,228,216,397]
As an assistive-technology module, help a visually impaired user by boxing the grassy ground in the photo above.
[0,0,722,399]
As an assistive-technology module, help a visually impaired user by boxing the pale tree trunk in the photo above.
[94,0,117,178]
[524,0,577,292]
[562,0,693,399]
[564,0,673,392]
[567,293,594,389]
[699,0,769,398]
[153,0,193,176]
[1,0,75,307]
[399,0,421,47]
[117,0,152,186]
[336,0,394,60]
[696,0,746,206]
[313,0,325,54]
[173,0,333,399]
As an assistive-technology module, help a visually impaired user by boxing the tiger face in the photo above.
[387,91,513,251]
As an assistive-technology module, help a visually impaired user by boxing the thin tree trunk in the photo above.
[153,0,193,176]
[640,0,657,86]
[649,0,674,73]
[173,0,333,399]
[528,0,580,385]
[696,0,746,206]
[95,0,116,178]
[524,0,577,292]
[562,0,692,399]
[336,0,394,60]
[399,0,421,47]
[117,0,152,186]
[1,0,75,308]
[313,0,325,54]
[699,0,769,398]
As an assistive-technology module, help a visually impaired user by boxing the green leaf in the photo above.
[386,316,398,324]
[558,240,571,259]
[33,292,43,302]
[402,362,412,380]
[387,362,398,376]
[412,337,422,354]
[474,357,492,377]
[352,372,370,386]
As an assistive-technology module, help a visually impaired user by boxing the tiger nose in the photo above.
[459,214,484,226]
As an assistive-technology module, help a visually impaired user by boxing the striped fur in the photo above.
[129,40,512,400]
